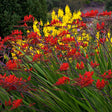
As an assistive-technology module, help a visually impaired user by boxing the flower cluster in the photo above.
[0,73,30,91]
[5,98,23,110]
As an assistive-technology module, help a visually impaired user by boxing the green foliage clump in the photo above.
[105,0,112,11]
[0,0,47,38]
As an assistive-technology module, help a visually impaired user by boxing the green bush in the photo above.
[0,0,47,38]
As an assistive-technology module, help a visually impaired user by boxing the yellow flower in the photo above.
[58,8,64,18]
[52,10,58,20]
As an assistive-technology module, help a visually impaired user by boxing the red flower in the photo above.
[54,76,70,85]
[97,22,105,31]
[29,103,36,107]
[32,54,42,62]
[61,37,75,44]
[27,75,31,81]
[101,70,112,79]
[90,61,99,68]
[5,98,12,106]
[96,79,108,90]
[5,99,23,110]
[99,10,111,16]
[12,30,23,35]
[11,99,22,110]
[59,63,69,71]
[81,10,98,17]
[57,30,70,37]
[66,48,76,57]
[49,19,62,26]
[45,36,58,46]
[99,38,106,44]
[86,54,89,59]
[6,60,18,70]
[0,73,29,91]
[24,15,35,22]
[73,71,94,88]
[24,22,27,26]
[76,61,84,70]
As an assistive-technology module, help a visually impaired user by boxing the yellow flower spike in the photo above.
[62,15,69,25]
[96,32,99,40]
[52,10,58,20]
[69,57,73,63]
[108,32,110,38]
[65,5,72,18]
[40,20,43,26]
[111,38,112,43]
[33,20,41,36]
[72,10,82,20]
[36,50,40,54]
[58,8,64,18]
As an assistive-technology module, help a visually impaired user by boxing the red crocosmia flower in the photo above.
[32,54,42,62]
[28,32,39,39]
[96,79,108,90]
[73,52,81,59]
[49,19,62,26]
[61,37,75,44]
[54,76,70,85]
[41,45,52,54]
[66,48,76,57]
[27,75,31,81]
[0,73,29,91]
[80,21,87,28]
[99,38,106,44]
[20,93,24,98]
[22,44,29,48]
[24,22,27,26]
[12,30,23,35]
[86,54,89,59]
[97,22,105,31]
[10,99,22,110]
[57,53,63,58]
[29,103,36,107]
[101,70,112,79]
[56,44,69,51]
[24,15,35,22]
[90,61,99,68]
[76,61,84,70]
[59,63,69,71]
[46,36,57,46]
[81,10,98,17]
[99,10,111,16]
[6,60,18,70]
[5,98,12,106]
[73,71,94,88]
[57,30,70,37]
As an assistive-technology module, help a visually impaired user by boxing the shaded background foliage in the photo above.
[0,0,47,38]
